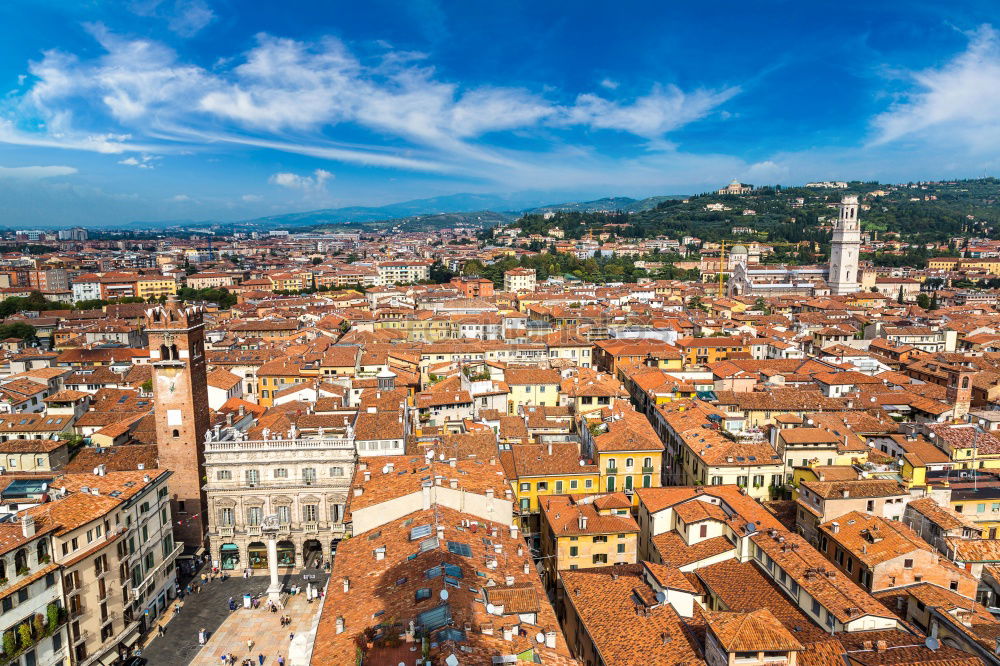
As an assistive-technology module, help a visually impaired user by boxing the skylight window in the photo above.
[410,524,432,541]
[446,541,472,557]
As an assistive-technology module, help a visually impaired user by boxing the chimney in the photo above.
[840,488,849,498]
[422,484,431,510]
[335,616,345,634]
[374,547,385,561]
[449,458,456,468]
[502,626,514,641]
[363,470,371,482]
[510,524,518,539]
[21,516,35,538]
[239,404,245,417]
[545,631,557,648]
[343,577,350,593]
[523,562,530,574]
[226,412,233,426]
[486,488,494,500]
[547,442,552,456]
[578,514,588,530]
[436,525,445,541]
[353,487,363,497]
[449,478,458,489]
[831,522,839,534]
[505,575,515,586]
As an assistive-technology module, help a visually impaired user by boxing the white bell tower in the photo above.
[828,195,861,295]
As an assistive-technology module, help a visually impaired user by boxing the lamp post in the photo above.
[261,514,282,603]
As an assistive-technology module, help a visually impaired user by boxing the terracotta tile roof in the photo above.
[0,439,66,453]
[24,491,120,536]
[703,608,803,652]
[750,530,898,624]
[695,559,830,645]
[799,479,908,500]
[905,498,976,532]
[62,444,159,472]
[819,512,932,567]
[944,538,1000,563]
[312,505,571,665]
[346,455,508,518]
[540,494,638,537]
[560,564,704,665]
[651,531,735,569]
[499,442,597,479]
[873,584,1000,658]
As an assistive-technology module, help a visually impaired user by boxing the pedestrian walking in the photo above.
[277,655,285,666]
[288,632,294,642]
[157,624,165,637]
[247,638,254,653]
[258,654,265,666]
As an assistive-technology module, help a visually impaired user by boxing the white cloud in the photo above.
[560,84,741,139]
[0,165,77,179]
[170,193,191,201]
[599,78,619,90]
[118,153,159,168]
[872,25,1000,151]
[268,168,333,191]
[2,28,739,185]
[241,194,263,202]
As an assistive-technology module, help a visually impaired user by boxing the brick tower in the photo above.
[945,365,974,420]
[147,296,210,548]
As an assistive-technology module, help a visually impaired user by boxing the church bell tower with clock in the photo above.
[147,296,211,548]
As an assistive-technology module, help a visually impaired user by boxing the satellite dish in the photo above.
[535,632,545,644]
[486,603,496,614]
[655,591,667,604]
[440,589,449,601]
[925,637,939,651]
[426,449,434,460]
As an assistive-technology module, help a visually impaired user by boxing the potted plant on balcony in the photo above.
[46,603,60,634]
[2,629,16,657]
[17,623,32,650]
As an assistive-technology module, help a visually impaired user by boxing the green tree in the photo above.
[0,322,36,341]
[916,293,931,310]
[897,286,905,304]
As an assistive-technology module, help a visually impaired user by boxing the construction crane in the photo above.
[712,239,812,298]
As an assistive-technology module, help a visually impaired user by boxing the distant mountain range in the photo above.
[237,192,688,232]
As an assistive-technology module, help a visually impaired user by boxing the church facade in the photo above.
[728,195,862,298]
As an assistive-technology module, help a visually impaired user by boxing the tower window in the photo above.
[172,429,180,438]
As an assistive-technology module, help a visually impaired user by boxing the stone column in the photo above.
[263,523,282,603]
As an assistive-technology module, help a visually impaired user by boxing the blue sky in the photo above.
[2,0,1000,225]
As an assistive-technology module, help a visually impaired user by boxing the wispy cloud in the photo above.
[0,165,77,179]
[129,0,216,37]
[872,24,1000,151]
[269,168,333,191]
[0,27,738,185]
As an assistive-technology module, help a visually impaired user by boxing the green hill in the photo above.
[511,178,1000,244]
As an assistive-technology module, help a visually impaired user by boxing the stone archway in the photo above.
[303,539,323,568]
[247,542,267,569]
[220,544,239,570]
[276,540,295,568]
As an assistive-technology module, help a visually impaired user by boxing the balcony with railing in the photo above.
[204,436,354,454]
[129,543,182,600]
